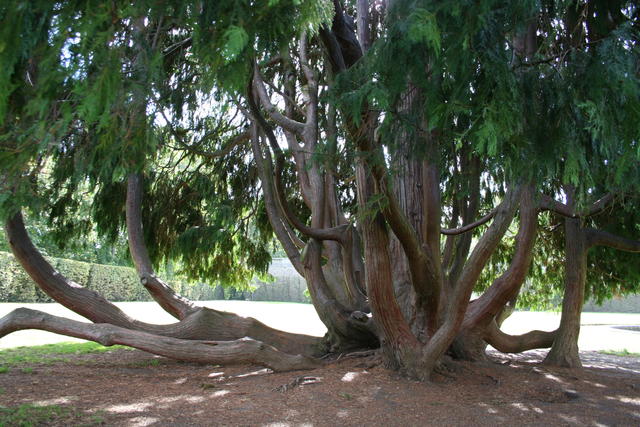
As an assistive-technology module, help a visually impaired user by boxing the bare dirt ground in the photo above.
[1,348,639,426]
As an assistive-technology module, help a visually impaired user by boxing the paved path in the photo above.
[1,302,639,353]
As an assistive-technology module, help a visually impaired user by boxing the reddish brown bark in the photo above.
[543,216,586,367]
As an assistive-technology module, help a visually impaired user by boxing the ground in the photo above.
[1,346,639,426]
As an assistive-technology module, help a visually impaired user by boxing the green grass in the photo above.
[599,349,640,358]
[0,341,129,368]
[0,404,104,427]
[20,367,34,374]
[0,404,69,426]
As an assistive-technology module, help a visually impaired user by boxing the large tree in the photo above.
[1,0,639,379]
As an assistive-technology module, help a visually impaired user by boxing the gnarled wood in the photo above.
[0,308,319,372]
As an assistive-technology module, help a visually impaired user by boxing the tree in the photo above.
[1,0,639,379]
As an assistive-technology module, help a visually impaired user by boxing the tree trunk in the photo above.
[543,217,586,367]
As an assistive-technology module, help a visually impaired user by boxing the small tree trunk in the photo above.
[544,217,586,367]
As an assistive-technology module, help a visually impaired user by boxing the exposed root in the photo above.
[273,375,322,392]
[0,308,320,372]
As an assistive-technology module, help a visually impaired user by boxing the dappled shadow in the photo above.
[1,348,639,426]
[481,349,640,426]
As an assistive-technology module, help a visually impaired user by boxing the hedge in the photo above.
[0,252,310,304]
[0,251,216,303]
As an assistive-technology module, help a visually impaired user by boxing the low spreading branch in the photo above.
[484,321,556,353]
[0,308,319,372]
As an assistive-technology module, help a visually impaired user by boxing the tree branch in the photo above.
[421,187,521,373]
[126,173,199,320]
[253,67,306,135]
[586,228,640,252]
[484,321,556,353]
[538,193,615,218]
[441,209,496,235]
[5,211,320,356]
[356,0,371,52]
[463,186,538,329]
[0,308,319,372]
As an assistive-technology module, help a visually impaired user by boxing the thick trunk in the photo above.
[356,160,422,375]
[362,214,423,374]
[0,308,318,372]
[302,239,378,352]
[543,217,586,367]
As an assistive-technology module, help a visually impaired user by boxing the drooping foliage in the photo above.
[0,0,333,287]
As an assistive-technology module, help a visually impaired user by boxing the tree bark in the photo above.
[126,173,199,320]
[543,217,586,367]
[452,187,539,360]
[0,308,318,372]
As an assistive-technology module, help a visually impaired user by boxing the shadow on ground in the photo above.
[1,347,639,426]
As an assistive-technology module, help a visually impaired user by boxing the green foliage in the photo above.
[0,0,638,316]
[0,251,218,302]
[0,0,331,290]
[86,262,147,302]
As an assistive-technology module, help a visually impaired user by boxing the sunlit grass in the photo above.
[0,341,130,368]
[0,404,104,426]
[599,349,640,358]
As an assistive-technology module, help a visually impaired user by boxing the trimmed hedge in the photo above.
[0,252,310,303]
[0,251,216,303]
